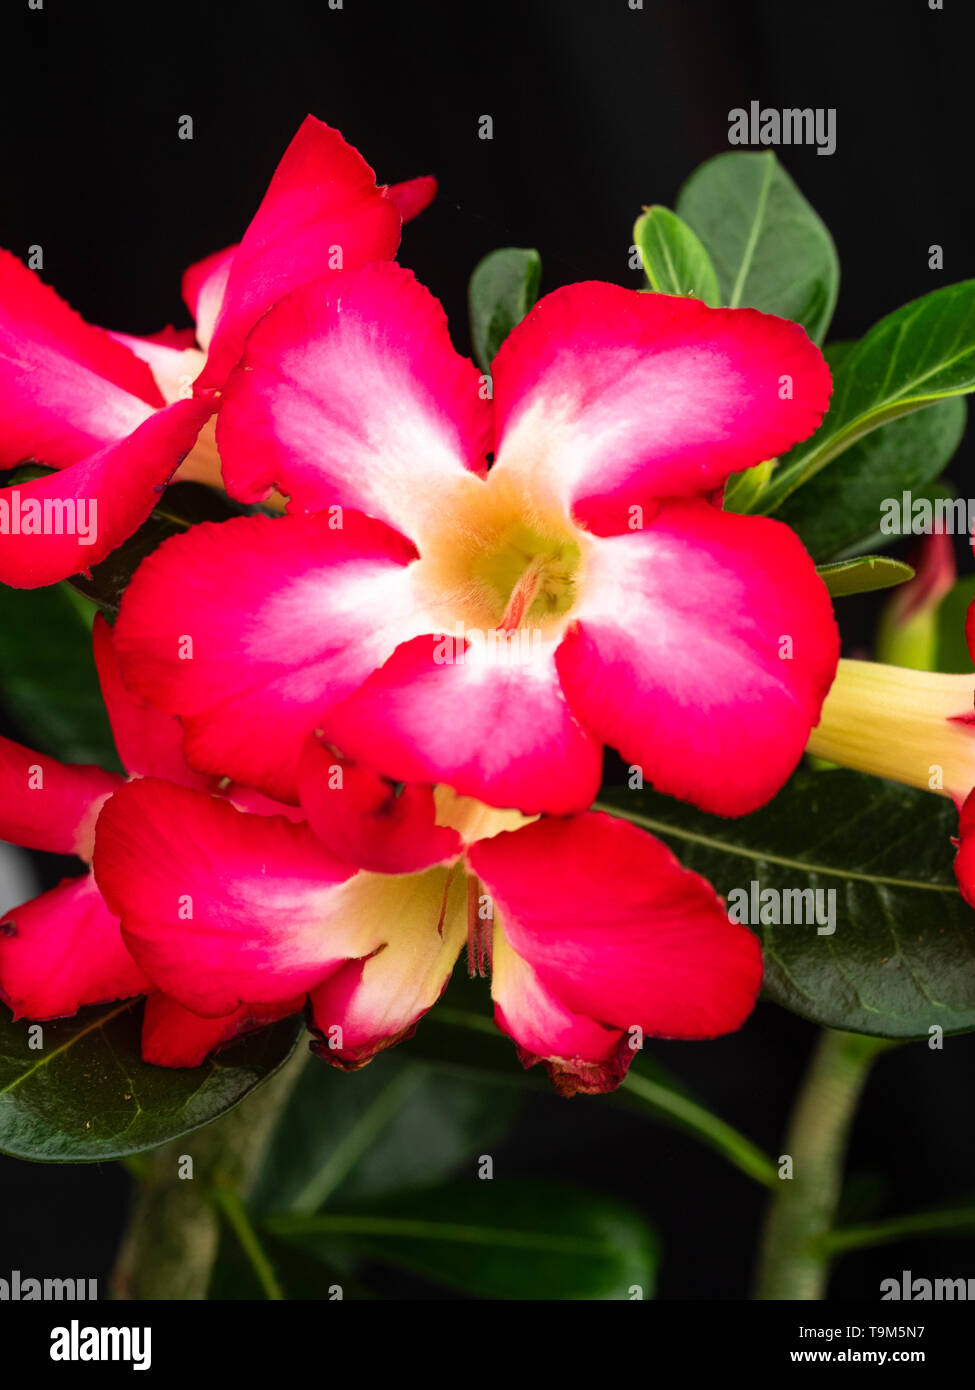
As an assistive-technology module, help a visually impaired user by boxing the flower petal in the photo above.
[0,735,123,860]
[91,614,214,790]
[93,779,369,1017]
[297,735,462,873]
[468,811,762,1094]
[140,993,303,1068]
[0,248,162,468]
[384,175,437,223]
[556,501,839,816]
[321,633,603,815]
[491,282,831,532]
[197,117,402,388]
[0,872,149,1019]
[308,864,466,1069]
[216,262,490,537]
[113,510,428,801]
[0,395,213,589]
[181,244,236,355]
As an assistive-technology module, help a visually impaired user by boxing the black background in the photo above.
[1,0,975,1301]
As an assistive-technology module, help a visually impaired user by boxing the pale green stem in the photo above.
[754,1028,892,1300]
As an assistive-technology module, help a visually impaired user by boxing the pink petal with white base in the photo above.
[141,993,303,1068]
[113,510,429,801]
[0,395,213,589]
[556,501,839,816]
[181,244,236,355]
[469,812,762,1074]
[197,117,402,388]
[0,735,123,859]
[93,779,370,1017]
[491,283,831,531]
[0,872,150,1019]
[216,263,490,536]
[0,249,162,468]
[321,633,603,815]
[297,735,462,873]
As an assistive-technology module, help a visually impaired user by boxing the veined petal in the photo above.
[321,633,603,815]
[93,779,369,1017]
[0,395,213,589]
[140,993,303,1068]
[556,501,839,816]
[308,864,466,1069]
[0,735,123,860]
[91,614,215,790]
[297,735,462,873]
[217,263,490,537]
[491,282,831,532]
[197,117,402,388]
[0,872,150,1019]
[113,510,429,801]
[469,811,763,1093]
[0,249,162,468]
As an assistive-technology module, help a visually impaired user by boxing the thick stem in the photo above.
[754,1028,890,1301]
[110,1045,308,1300]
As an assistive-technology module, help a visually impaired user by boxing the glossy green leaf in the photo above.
[251,1053,521,1215]
[773,396,966,561]
[598,772,975,1039]
[468,247,541,374]
[0,1000,303,1162]
[0,582,120,768]
[267,1179,659,1300]
[761,282,975,513]
[633,205,720,306]
[676,150,839,342]
[816,556,914,598]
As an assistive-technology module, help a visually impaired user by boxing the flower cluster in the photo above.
[0,118,841,1094]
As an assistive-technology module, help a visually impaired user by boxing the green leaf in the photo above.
[761,282,975,513]
[251,1053,521,1215]
[816,556,914,598]
[468,247,541,374]
[774,397,966,562]
[633,206,720,306]
[0,1000,303,1162]
[676,150,839,342]
[0,582,120,769]
[934,575,975,673]
[267,1179,659,1300]
[597,772,975,1039]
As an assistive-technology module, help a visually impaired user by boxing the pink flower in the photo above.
[0,118,433,588]
[90,732,762,1096]
[115,264,839,817]
[0,617,300,1064]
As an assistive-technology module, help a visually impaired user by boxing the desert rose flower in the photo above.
[114,262,838,816]
[0,118,433,588]
[0,617,299,1064]
[91,733,763,1095]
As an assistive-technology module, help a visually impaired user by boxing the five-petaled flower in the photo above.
[114,264,839,818]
